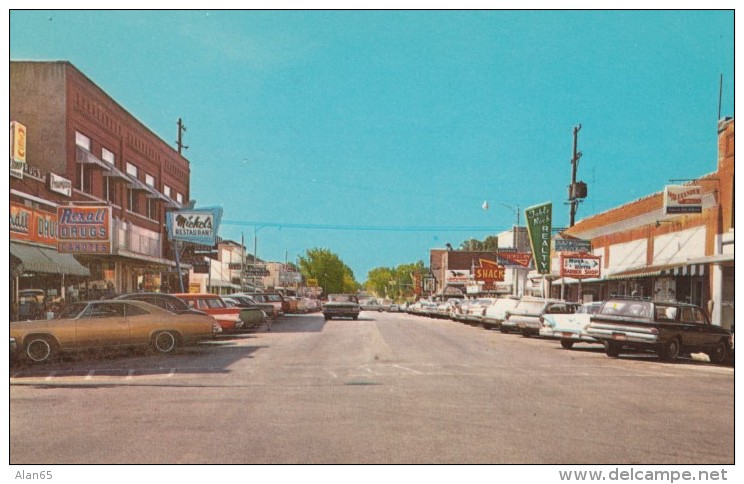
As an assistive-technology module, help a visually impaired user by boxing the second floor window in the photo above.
[102,147,115,165]
[75,131,91,150]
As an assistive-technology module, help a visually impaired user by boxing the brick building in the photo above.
[555,118,734,329]
[10,61,189,309]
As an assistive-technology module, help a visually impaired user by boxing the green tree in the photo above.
[459,235,499,251]
[365,260,428,301]
[298,248,359,296]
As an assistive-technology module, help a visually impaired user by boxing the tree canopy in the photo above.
[298,248,359,295]
[364,260,428,301]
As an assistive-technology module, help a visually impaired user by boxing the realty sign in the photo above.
[474,259,505,282]
[166,206,223,245]
[560,254,601,278]
[525,202,552,274]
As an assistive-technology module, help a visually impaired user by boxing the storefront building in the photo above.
[553,118,734,329]
[10,61,190,307]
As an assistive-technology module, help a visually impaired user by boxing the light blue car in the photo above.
[539,301,604,349]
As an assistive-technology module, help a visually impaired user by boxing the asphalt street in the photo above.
[9,311,734,464]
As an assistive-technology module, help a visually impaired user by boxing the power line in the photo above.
[221,219,512,233]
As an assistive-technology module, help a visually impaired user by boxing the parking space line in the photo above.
[168,368,176,377]
[44,371,56,381]
[85,370,95,380]
[126,369,135,380]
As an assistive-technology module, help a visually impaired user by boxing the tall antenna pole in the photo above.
[176,118,189,154]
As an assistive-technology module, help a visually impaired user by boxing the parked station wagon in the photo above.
[586,298,731,363]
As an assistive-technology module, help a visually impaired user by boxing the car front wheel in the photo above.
[152,331,178,354]
[25,336,57,363]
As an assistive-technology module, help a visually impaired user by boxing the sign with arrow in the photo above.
[560,254,601,278]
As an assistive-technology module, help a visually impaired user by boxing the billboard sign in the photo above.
[525,202,552,274]
[57,206,112,253]
[664,185,702,214]
[560,254,601,279]
[10,202,58,246]
[166,206,223,245]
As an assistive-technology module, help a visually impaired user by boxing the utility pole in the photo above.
[568,124,587,227]
[176,118,189,155]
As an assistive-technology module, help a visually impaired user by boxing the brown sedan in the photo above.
[10,300,217,363]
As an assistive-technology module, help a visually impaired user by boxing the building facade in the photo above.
[10,61,189,310]
[555,118,734,329]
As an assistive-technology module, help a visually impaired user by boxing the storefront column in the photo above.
[710,262,723,327]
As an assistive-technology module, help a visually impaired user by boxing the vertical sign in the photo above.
[525,202,552,274]
[10,121,27,179]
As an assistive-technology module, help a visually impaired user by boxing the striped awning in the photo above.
[75,146,112,170]
[10,242,90,277]
[607,263,706,280]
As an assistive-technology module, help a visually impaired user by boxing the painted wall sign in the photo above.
[560,254,602,278]
[10,202,58,246]
[48,173,73,197]
[57,206,112,254]
[445,269,472,284]
[166,206,223,245]
[525,202,552,274]
[664,185,702,214]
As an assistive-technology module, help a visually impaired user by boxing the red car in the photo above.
[172,293,244,332]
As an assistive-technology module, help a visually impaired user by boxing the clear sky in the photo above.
[8,9,734,282]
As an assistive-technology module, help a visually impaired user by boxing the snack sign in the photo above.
[474,259,505,282]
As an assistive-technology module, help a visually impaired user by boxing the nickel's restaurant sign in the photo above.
[166,207,223,246]
[57,206,112,254]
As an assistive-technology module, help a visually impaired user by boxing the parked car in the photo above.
[502,297,581,336]
[226,293,277,320]
[222,297,269,330]
[10,300,217,363]
[435,299,462,319]
[452,299,477,322]
[482,296,520,330]
[462,298,497,325]
[586,298,732,363]
[243,292,286,317]
[322,294,361,320]
[539,301,604,348]
[172,293,244,332]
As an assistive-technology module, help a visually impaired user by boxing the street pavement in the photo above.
[9,311,734,464]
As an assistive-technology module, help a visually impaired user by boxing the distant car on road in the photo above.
[322,294,361,321]
[360,298,385,312]
[10,300,217,363]
[586,298,731,363]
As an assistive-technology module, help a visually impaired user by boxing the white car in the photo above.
[482,296,520,330]
[539,301,604,348]
[462,298,497,325]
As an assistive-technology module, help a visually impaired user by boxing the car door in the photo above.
[679,307,710,348]
[74,302,129,348]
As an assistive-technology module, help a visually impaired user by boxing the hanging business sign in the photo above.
[166,206,223,245]
[560,254,601,279]
[48,173,73,197]
[554,238,592,253]
[474,259,505,282]
[57,205,112,254]
[496,249,533,268]
[10,121,27,179]
[664,185,702,214]
[525,202,552,274]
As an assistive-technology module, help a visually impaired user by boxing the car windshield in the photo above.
[204,298,227,309]
[600,300,653,318]
[515,300,546,312]
[265,295,283,302]
[329,295,356,303]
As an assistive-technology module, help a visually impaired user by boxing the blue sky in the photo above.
[9,10,734,281]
